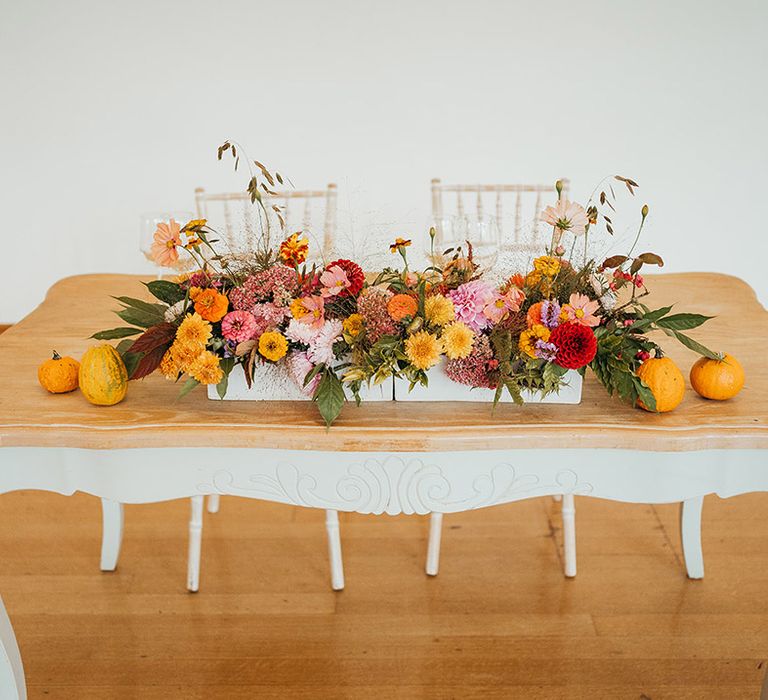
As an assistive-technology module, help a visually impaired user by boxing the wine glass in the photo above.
[139,211,195,277]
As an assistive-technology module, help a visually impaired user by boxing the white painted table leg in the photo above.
[206,494,220,513]
[680,496,705,579]
[325,510,344,591]
[99,499,123,572]
[0,597,25,700]
[187,496,204,592]
[426,512,443,576]
[562,494,577,578]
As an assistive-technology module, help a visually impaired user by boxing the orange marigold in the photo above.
[526,301,544,328]
[193,288,229,323]
[387,293,418,321]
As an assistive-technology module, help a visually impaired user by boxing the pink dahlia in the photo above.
[221,310,258,343]
[357,287,398,344]
[286,351,321,397]
[448,280,496,332]
[307,319,343,365]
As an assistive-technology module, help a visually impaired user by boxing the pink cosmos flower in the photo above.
[483,287,526,324]
[319,265,350,298]
[307,319,343,366]
[448,280,496,332]
[561,293,600,327]
[220,310,259,343]
[286,351,321,397]
[150,219,182,267]
[297,295,325,329]
[541,199,589,238]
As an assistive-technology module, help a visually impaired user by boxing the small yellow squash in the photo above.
[38,351,80,393]
[690,353,745,400]
[78,344,128,406]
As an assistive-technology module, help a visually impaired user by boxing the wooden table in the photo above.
[0,272,766,698]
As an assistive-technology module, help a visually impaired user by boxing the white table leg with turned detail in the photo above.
[99,499,123,572]
[681,496,705,579]
[0,596,25,700]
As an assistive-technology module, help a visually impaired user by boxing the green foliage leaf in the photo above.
[178,376,200,399]
[655,313,713,331]
[661,328,720,360]
[113,296,166,316]
[313,369,346,427]
[115,305,166,329]
[90,327,143,340]
[634,376,657,412]
[144,280,185,305]
[215,358,235,399]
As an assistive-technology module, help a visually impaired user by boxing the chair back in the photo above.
[430,178,570,258]
[194,183,338,261]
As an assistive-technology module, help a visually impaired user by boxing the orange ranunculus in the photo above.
[387,293,418,321]
[526,301,544,328]
[193,288,229,322]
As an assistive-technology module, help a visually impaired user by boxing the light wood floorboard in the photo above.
[0,491,767,698]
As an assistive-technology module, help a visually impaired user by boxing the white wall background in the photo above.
[1,0,766,322]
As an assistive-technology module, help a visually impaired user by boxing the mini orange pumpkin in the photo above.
[690,353,744,400]
[38,351,80,394]
[636,356,685,412]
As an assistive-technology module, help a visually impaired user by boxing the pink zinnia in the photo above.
[448,280,496,332]
[319,265,350,298]
[221,310,259,343]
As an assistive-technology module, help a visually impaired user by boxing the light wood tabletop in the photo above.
[0,273,765,452]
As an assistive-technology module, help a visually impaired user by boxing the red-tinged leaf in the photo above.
[130,344,169,380]
[637,252,664,267]
[602,255,629,269]
[128,322,177,354]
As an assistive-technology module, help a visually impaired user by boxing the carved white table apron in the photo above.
[0,445,767,698]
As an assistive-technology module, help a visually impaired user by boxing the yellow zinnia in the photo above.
[441,322,474,360]
[519,324,551,359]
[424,294,455,327]
[343,313,364,338]
[405,330,442,371]
[175,313,212,352]
[188,350,223,385]
[533,255,561,277]
[259,331,288,362]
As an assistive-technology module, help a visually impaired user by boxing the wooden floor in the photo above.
[0,493,766,698]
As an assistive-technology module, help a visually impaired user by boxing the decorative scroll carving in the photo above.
[198,457,593,515]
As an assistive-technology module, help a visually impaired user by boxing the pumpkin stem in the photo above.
[52,350,61,360]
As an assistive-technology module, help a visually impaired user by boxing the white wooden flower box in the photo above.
[208,362,393,402]
[394,360,583,404]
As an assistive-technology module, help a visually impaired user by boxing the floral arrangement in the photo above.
[93,145,718,425]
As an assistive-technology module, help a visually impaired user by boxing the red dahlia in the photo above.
[550,323,597,369]
[326,258,365,296]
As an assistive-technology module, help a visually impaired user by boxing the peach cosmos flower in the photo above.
[541,199,589,243]
[295,295,325,329]
[150,219,182,267]
[319,265,350,298]
[483,287,526,324]
[560,293,600,327]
